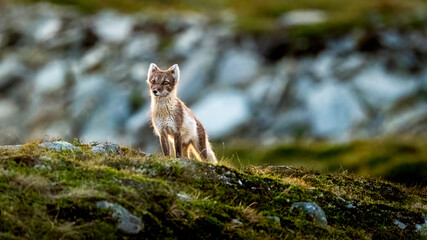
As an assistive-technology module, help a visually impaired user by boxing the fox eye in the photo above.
[164,81,169,85]
[150,80,155,84]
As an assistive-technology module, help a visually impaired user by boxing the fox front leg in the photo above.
[174,133,182,158]
[159,133,170,156]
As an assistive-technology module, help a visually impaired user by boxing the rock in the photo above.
[230,219,243,228]
[0,145,22,151]
[94,11,133,43]
[96,201,143,234]
[34,60,67,94]
[91,143,122,154]
[279,10,326,26]
[291,202,328,226]
[192,91,251,138]
[178,48,217,102]
[333,54,366,80]
[125,105,150,133]
[0,56,24,90]
[78,44,110,73]
[33,17,62,42]
[123,34,158,59]
[0,100,18,120]
[416,217,427,237]
[80,88,131,143]
[266,216,280,223]
[384,103,427,134]
[393,219,407,230]
[352,64,418,109]
[217,49,260,85]
[39,141,78,152]
[307,83,365,139]
[173,27,204,56]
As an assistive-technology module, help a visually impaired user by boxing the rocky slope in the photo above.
[1,3,427,152]
[0,141,426,239]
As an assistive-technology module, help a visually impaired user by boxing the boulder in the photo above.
[34,60,67,94]
[192,91,250,138]
[217,49,260,85]
[91,143,122,155]
[291,202,328,226]
[96,201,143,234]
[39,141,78,152]
[94,11,133,43]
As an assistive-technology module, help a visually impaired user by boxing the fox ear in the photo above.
[147,63,159,79]
[169,64,180,82]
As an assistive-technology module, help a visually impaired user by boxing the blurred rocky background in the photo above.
[0,1,426,184]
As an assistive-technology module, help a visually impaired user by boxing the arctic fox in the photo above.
[147,63,217,163]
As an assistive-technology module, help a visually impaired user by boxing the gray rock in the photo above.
[353,64,418,109]
[91,143,122,154]
[39,141,78,152]
[393,219,407,230]
[34,60,67,94]
[279,10,326,26]
[124,34,158,59]
[96,201,143,234]
[33,17,62,42]
[0,100,18,121]
[291,202,328,226]
[0,145,22,151]
[231,219,243,228]
[0,56,24,88]
[94,11,133,43]
[173,27,204,56]
[80,88,131,143]
[416,216,427,236]
[192,91,251,138]
[217,50,260,85]
[307,83,365,139]
[266,216,280,223]
[178,48,217,102]
[78,44,110,73]
[384,103,427,134]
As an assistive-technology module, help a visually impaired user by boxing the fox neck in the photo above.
[151,89,178,110]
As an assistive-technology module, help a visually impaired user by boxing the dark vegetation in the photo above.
[221,138,427,188]
[0,141,425,239]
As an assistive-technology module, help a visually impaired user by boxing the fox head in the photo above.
[147,63,180,97]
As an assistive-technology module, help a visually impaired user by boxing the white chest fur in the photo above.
[151,96,177,135]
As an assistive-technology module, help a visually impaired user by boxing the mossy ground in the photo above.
[221,138,427,188]
[0,141,425,239]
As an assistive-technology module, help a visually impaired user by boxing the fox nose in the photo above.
[152,90,158,95]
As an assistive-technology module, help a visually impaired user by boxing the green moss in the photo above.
[0,141,425,239]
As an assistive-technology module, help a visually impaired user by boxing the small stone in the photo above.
[39,141,78,152]
[91,143,122,154]
[0,145,22,151]
[393,219,407,230]
[279,10,326,26]
[231,219,243,228]
[291,202,328,226]
[96,201,143,234]
[177,193,192,202]
[266,216,280,223]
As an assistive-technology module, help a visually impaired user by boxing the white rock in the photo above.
[34,60,67,93]
[217,50,260,85]
[192,91,250,138]
[353,64,418,109]
[178,49,217,102]
[124,34,158,58]
[130,62,150,82]
[94,11,133,43]
[0,100,18,120]
[393,219,407,230]
[384,103,427,134]
[79,44,110,72]
[125,105,150,133]
[280,10,326,26]
[173,27,204,56]
[307,83,365,139]
[33,17,62,42]
[0,57,23,81]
